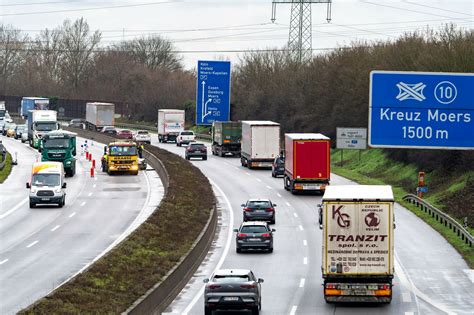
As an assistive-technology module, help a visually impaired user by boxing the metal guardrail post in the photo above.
[403,194,473,247]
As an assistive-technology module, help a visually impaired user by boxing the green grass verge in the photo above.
[331,148,474,268]
[20,140,215,313]
[0,153,12,183]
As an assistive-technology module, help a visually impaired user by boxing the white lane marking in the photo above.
[303,240,307,246]
[0,198,28,220]
[402,292,412,303]
[299,225,304,231]
[93,184,97,188]
[266,185,272,190]
[290,305,297,315]
[26,240,39,248]
[293,213,298,218]
[405,312,414,315]
[183,179,234,315]
[245,172,250,176]
[0,259,9,265]
[256,178,262,182]
[234,166,239,170]
[303,257,308,265]
[286,201,291,207]
[69,212,76,218]
[80,202,86,207]
[51,225,60,232]
[94,177,98,181]
[276,193,282,198]
[299,278,306,288]
[88,192,93,197]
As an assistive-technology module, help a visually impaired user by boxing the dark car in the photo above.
[234,221,275,253]
[68,118,85,129]
[117,129,133,139]
[203,269,263,315]
[241,198,276,224]
[271,154,285,177]
[101,126,117,135]
[185,142,207,160]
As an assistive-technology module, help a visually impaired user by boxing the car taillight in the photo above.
[207,284,221,289]
[261,233,271,238]
[379,284,390,290]
[244,207,252,212]
[237,233,248,238]
[265,208,274,212]
[240,284,256,289]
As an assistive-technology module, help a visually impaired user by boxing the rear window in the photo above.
[248,200,271,208]
[190,143,205,148]
[138,131,149,135]
[213,275,249,282]
[181,131,194,135]
[121,130,132,133]
[241,225,268,233]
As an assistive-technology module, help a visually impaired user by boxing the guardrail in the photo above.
[403,194,473,247]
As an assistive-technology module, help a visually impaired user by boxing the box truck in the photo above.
[240,121,280,169]
[211,121,242,157]
[27,110,59,149]
[319,185,395,303]
[284,133,330,194]
[21,97,49,118]
[41,130,77,177]
[85,102,115,131]
[157,109,185,143]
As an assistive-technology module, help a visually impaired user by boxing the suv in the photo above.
[271,154,285,177]
[134,130,151,144]
[203,269,263,315]
[68,118,85,129]
[234,221,275,253]
[176,130,196,146]
[241,199,276,224]
[185,142,207,160]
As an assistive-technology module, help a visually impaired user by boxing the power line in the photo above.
[404,1,474,18]
[0,0,82,7]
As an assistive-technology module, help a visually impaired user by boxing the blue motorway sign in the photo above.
[196,60,231,125]
[369,71,474,150]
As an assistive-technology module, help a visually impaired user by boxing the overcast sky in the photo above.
[1,0,473,69]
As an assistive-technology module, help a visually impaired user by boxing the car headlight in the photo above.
[55,188,62,193]
[31,188,37,193]
[131,165,138,170]
[65,160,72,165]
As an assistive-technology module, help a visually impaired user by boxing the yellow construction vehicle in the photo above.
[102,141,139,175]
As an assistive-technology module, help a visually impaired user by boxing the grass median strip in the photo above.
[21,142,215,313]
[0,153,12,183]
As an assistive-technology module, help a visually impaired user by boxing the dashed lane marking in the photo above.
[51,225,60,232]
[26,240,39,248]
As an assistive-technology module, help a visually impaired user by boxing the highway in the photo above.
[0,135,163,314]
[150,138,474,315]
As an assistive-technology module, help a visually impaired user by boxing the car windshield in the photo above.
[35,122,57,131]
[240,226,268,233]
[181,131,194,135]
[248,200,271,208]
[43,138,69,148]
[32,173,60,186]
[213,275,250,282]
[138,131,148,135]
[16,125,26,131]
[8,124,17,129]
[109,145,137,156]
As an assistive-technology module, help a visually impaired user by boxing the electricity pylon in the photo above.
[271,0,332,62]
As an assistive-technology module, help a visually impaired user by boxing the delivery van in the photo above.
[26,162,66,208]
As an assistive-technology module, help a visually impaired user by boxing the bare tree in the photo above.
[0,24,28,94]
[32,27,63,86]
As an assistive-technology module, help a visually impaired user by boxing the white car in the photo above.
[134,130,151,144]
[176,130,196,147]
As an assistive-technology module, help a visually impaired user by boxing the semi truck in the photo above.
[157,109,185,143]
[85,102,115,131]
[241,121,280,169]
[21,97,49,118]
[284,133,330,194]
[41,130,77,177]
[27,110,60,149]
[211,121,242,157]
[102,141,139,175]
[319,185,395,303]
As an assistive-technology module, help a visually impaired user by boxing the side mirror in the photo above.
[273,204,277,207]
[258,278,264,283]
[62,182,67,188]
[271,228,276,232]
[233,228,239,232]
[203,278,209,283]
[26,182,30,189]
[318,206,323,229]
[240,203,245,207]
[104,146,107,154]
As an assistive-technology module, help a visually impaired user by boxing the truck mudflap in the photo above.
[324,282,392,303]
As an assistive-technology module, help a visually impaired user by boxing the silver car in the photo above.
[203,269,263,315]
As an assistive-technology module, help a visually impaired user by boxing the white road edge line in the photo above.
[299,278,306,288]
[69,212,76,218]
[303,257,308,265]
[290,305,297,315]
[0,259,9,265]
[183,179,234,315]
[51,225,60,232]
[0,198,28,220]
[26,240,39,248]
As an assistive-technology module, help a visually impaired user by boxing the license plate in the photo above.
[343,289,368,296]
[304,185,320,190]
[256,209,265,213]
[224,297,239,301]
[248,238,260,242]
[41,198,50,201]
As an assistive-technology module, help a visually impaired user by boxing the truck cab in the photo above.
[27,110,60,149]
[103,141,139,175]
[26,162,66,208]
[41,130,77,177]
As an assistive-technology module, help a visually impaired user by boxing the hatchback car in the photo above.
[203,269,263,315]
[117,129,133,139]
[134,130,151,144]
[6,123,17,137]
[68,118,85,129]
[241,199,276,224]
[271,154,285,177]
[234,221,275,253]
[101,126,117,135]
[185,142,207,160]
[14,124,27,140]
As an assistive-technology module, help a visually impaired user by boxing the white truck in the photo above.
[27,110,60,149]
[0,101,5,132]
[319,185,395,303]
[157,109,185,143]
[240,121,280,169]
[85,102,115,131]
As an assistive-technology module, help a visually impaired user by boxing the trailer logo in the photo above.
[365,212,380,227]
[332,205,350,228]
